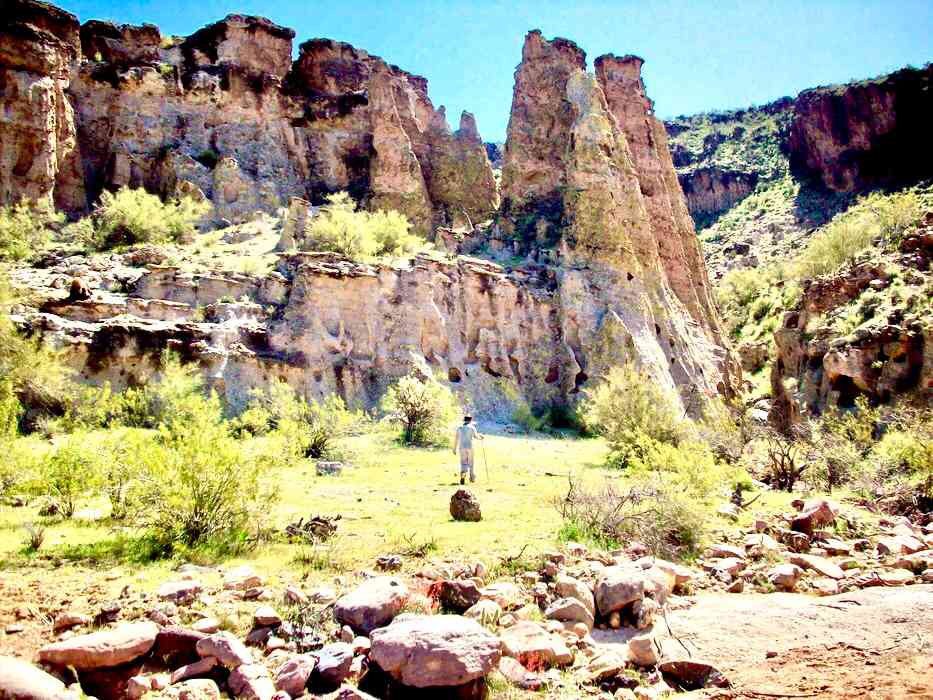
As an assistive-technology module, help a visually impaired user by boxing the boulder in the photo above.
[171,657,218,684]
[554,575,596,618]
[544,597,594,629]
[313,642,354,688]
[877,535,926,556]
[38,621,158,670]
[437,579,482,612]
[464,599,501,625]
[659,660,730,690]
[176,679,222,700]
[479,581,523,609]
[228,663,276,700]
[499,621,573,669]
[707,543,745,560]
[791,499,839,535]
[253,606,282,627]
[369,615,501,687]
[449,489,482,521]
[274,654,316,696]
[151,626,206,667]
[581,650,627,683]
[195,631,254,669]
[0,655,77,700]
[594,567,645,616]
[768,564,803,591]
[788,553,845,580]
[334,577,409,635]
[877,569,915,586]
[627,634,659,667]
[52,612,91,632]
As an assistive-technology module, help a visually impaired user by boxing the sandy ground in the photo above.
[596,584,933,699]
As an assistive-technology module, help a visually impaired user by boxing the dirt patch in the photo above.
[596,584,933,699]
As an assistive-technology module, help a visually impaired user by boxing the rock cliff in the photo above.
[0,1,498,231]
[788,66,933,192]
[4,9,737,415]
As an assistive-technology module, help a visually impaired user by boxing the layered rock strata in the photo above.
[0,1,498,231]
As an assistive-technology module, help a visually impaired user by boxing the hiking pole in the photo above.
[481,439,491,483]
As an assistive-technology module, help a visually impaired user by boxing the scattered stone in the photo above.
[310,587,338,605]
[582,650,627,683]
[498,655,544,690]
[500,621,573,669]
[627,634,659,667]
[877,535,926,556]
[791,499,838,535]
[726,579,744,593]
[744,533,780,555]
[544,597,594,630]
[275,654,317,698]
[479,581,523,609]
[228,663,276,700]
[464,599,501,625]
[334,577,409,635]
[708,543,745,559]
[370,614,501,687]
[38,621,158,670]
[768,564,803,591]
[176,679,222,700]
[224,566,263,591]
[437,579,482,612]
[375,554,402,571]
[595,567,645,616]
[811,578,840,596]
[254,606,282,627]
[820,538,852,555]
[877,569,915,586]
[314,642,354,688]
[659,659,730,690]
[449,489,482,521]
[0,654,76,700]
[152,626,206,667]
[316,461,344,476]
[171,656,219,684]
[285,585,308,605]
[554,575,597,618]
[53,611,91,632]
[788,553,845,580]
[158,580,203,604]
[196,631,254,669]
[192,617,220,634]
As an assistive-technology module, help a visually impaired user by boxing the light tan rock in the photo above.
[38,621,158,670]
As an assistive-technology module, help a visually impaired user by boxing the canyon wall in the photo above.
[0,1,498,231]
[788,65,933,192]
[5,9,738,414]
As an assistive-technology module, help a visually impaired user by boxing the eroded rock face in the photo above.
[788,65,933,192]
[1,0,498,231]
[678,167,758,219]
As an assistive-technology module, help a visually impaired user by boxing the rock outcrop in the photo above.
[678,167,758,219]
[788,65,933,192]
[0,0,498,232]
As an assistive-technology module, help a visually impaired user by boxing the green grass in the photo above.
[0,428,612,587]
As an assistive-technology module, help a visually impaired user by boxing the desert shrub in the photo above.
[41,437,102,518]
[627,438,739,500]
[22,523,46,552]
[77,187,209,250]
[760,428,810,491]
[382,373,459,446]
[0,198,63,261]
[555,477,708,560]
[127,390,274,548]
[865,189,923,242]
[809,398,878,490]
[302,192,422,260]
[511,400,547,434]
[581,365,687,467]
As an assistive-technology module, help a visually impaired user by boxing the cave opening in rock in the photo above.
[830,375,859,408]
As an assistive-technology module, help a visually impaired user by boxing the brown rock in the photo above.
[369,614,501,687]
[274,654,315,696]
[0,654,77,700]
[595,567,645,616]
[38,621,158,670]
[449,489,482,522]
[791,499,839,535]
[788,553,845,580]
[437,579,482,612]
[499,621,573,670]
[195,631,253,669]
[334,577,408,635]
[228,663,276,700]
[497,655,543,690]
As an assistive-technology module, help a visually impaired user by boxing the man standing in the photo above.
[453,415,483,484]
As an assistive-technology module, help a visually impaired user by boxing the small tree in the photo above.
[581,365,687,467]
[43,438,100,518]
[382,373,459,446]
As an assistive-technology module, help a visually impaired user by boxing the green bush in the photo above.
[581,365,687,467]
[127,390,274,548]
[75,187,209,250]
[511,400,547,434]
[0,198,63,261]
[42,436,101,518]
[382,373,459,446]
[302,192,423,260]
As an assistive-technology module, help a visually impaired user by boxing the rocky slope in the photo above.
[666,64,933,280]
[1,0,498,233]
[4,9,738,416]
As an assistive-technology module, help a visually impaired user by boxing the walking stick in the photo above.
[481,439,491,483]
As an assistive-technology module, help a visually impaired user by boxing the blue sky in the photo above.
[57,0,932,141]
